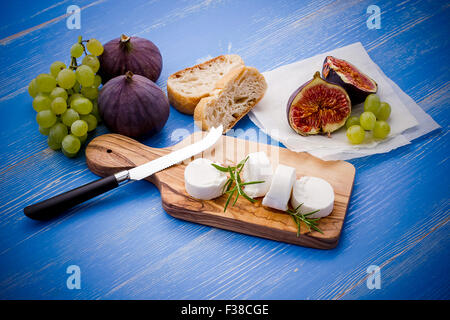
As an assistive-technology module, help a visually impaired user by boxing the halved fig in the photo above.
[322,56,377,105]
[287,72,351,135]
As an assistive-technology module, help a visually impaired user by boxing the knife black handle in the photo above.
[24,175,119,220]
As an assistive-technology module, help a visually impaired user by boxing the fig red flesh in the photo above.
[322,56,377,105]
[287,72,351,135]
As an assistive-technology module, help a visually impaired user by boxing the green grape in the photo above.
[91,100,101,122]
[48,136,61,150]
[78,133,88,144]
[50,61,66,78]
[70,43,84,58]
[86,38,104,56]
[39,126,50,136]
[49,122,68,144]
[57,69,76,89]
[62,134,81,154]
[71,120,88,136]
[28,78,39,97]
[68,93,84,105]
[36,110,57,128]
[71,97,93,115]
[80,114,98,132]
[93,75,102,88]
[36,74,56,93]
[32,93,51,112]
[346,125,365,144]
[364,94,380,114]
[376,102,391,121]
[75,65,95,87]
[373,121,390,139]
[61,108,80,127]
[360,111,376,130]
[62,149,78,158]
[80,86,98,100]
[50,87,68,100]
[48,123,68,150]
[51,97,67,115]
[345,116,359,129]
[72,80,81,93]
[81,55,100,73]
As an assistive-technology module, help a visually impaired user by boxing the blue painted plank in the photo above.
[0,1,89,39]
[1,0,448,170]
[0,108,447,299]
[340,220,450,300]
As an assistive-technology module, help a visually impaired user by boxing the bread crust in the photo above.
[193,96,213,131]
[167,55,244,115]
[194,66,267,133]
[167,84,206,115]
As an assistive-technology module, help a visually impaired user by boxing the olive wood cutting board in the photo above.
[86,132,355,249]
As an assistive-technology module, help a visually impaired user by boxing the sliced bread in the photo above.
[167,54,244,115]
[194,66,267,133]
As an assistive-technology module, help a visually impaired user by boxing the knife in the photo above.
[24,125,223,220]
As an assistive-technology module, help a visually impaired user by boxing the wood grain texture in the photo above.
[86,133,355,249]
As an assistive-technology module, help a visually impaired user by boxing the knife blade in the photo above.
[24,125,223,220]
[128,125,222,181]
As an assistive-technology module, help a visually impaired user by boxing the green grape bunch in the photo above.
[28,36,104,158]
[345,93,392,144]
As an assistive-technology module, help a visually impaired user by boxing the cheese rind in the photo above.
[184,158,227,200]
[262,164,296,211]
[241,152,273,198]
[290,176,334,218]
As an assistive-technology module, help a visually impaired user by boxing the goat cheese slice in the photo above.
[241,152,273,198]
[262,164,296,211]
[290,176,334,218]
[184,158,227,200]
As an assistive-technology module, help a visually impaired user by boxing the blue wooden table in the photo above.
[0,0,448,300]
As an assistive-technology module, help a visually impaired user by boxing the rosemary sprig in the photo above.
[211,156,264,212]
[286,203,323,236]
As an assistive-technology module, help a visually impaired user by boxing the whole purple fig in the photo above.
[98,71,169,138]
[98,34,162,84]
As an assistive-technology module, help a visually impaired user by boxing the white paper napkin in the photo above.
[249,42,440,160]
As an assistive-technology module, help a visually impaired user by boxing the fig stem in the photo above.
[120,34,130,42]
[125,71,134,81]
[120,34,133,52]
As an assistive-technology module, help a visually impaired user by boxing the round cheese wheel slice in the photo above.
[290,176,334,218]
[262,164,296,211]
[184,158,227,200]
[241,152,273,198]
